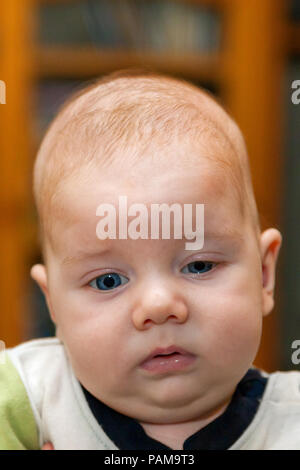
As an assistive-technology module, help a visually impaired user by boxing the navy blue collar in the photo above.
[80,368,267,450]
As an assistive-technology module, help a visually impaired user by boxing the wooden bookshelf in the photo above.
[0,0,291,372]
[38,0,225,7]
[36,46,221,81]
[0,0,35,347]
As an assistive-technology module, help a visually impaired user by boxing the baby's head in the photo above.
[31,70,282,430]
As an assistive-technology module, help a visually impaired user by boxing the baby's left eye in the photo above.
[89,273,129,291]
[181,261,215,275]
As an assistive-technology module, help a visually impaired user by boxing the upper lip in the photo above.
[141,345,193,363]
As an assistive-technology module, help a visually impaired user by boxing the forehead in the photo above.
[48,155,245,258]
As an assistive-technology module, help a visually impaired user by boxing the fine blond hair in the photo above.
[33,69,260,260]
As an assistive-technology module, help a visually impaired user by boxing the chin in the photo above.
[144,393,203,418]
[137,404,204,425]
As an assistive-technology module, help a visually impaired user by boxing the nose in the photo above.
[132,282,189,330]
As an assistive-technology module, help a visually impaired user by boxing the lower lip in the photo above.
[140,353,196,373]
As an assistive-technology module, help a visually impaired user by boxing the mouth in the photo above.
[140,345,196,374]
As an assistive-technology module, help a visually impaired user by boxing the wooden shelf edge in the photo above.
[38,0,225,8]
[35,46,221,82]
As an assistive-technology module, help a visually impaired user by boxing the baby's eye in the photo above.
[181,261,215,275]
[89,273,129,291]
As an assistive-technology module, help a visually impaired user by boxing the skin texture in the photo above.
[32,145,282,450]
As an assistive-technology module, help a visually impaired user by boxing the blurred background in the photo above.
[0,0,299,372]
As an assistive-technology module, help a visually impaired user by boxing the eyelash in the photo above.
[88,261,217,292]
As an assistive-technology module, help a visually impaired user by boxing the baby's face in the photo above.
[37,152,267,425]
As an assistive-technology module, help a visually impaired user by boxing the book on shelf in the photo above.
[38,0,220,53]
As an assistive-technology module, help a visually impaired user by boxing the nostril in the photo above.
[143,315,179,327]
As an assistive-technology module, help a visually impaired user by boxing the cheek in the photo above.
[62,322,128,394]
[53,294,130,384]
[193,271,263,367]
[205,305,262,366]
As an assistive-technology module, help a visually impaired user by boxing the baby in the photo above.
[1,69,298,451]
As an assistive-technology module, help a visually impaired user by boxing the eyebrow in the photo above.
[61,248,111,266]
[185,228,244,243]
[61,229,243,266]
[203,229,244,243]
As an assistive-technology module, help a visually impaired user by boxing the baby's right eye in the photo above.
[89,273,129,291]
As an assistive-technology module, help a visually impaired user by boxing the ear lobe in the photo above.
[30,264,56,323]
[260,228,282,315]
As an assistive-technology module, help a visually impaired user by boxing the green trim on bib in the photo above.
[0,353,39,450]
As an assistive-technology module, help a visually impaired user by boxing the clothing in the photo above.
[1,337,300,450]
[81,368,268,450]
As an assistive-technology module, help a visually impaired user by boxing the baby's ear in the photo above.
[260,228,282,316]
[30,264,56,323]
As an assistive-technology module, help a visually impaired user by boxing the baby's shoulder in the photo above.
[0,337,67,450]
[266,369,300,403]
[7,336,66,372]
[6,337,69,412]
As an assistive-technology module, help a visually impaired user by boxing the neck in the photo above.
[139,399,231,450]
